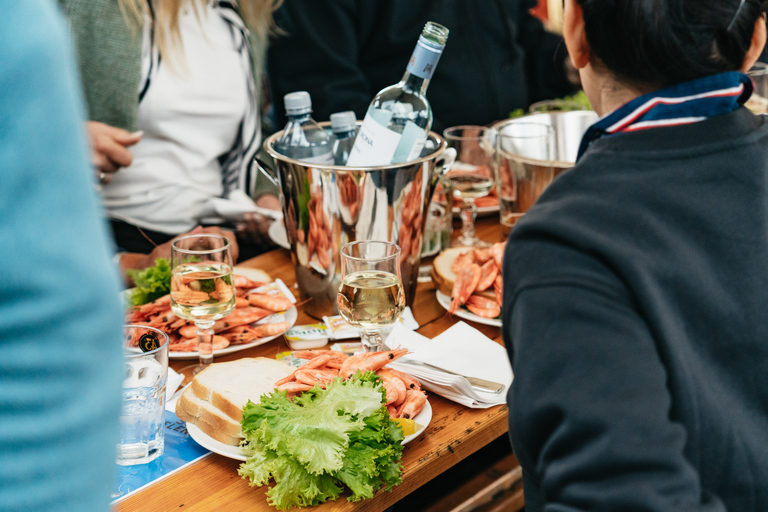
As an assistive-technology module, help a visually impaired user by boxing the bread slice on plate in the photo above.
[176,357,293,445]
[431,247,496,299]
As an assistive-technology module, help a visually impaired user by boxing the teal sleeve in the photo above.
[0,2,125,511]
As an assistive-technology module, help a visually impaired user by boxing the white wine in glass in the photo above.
[170,234,235,379]
[337,241,405,352]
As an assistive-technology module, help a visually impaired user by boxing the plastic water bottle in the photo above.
[346,21,449,167]
[330,111,357,165]
[275,91,333,164]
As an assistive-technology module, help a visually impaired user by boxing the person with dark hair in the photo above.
[267,0,578,134]
[502,0,768,510]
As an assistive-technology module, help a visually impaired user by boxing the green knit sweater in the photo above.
[58,0,268,132]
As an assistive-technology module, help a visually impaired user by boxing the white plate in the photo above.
[186,422,248,461]
[186,399,431,461]
[268,221,290,250]
[169,306,297,360]
[436,290,502,327]
[402,399,431,445]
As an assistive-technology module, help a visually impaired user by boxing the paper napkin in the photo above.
[385,322,513,408]
[165,367,185,411]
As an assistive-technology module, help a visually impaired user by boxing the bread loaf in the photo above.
[176,357,293,445]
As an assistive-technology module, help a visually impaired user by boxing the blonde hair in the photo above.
[118,0,282,62]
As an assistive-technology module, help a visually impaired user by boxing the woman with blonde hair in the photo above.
[59,0,283,264]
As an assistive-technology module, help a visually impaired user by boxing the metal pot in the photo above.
[258,125,456,319]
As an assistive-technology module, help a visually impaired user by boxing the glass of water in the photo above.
[119,325,169,465]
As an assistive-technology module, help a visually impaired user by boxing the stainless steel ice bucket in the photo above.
[260,126,456,319]
[492,110,599,171]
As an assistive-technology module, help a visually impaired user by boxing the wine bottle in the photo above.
[346,21,449,167]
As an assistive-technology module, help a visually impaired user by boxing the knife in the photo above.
[398,359,506,394]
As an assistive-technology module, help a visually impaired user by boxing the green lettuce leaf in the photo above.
[125,258,171,306]
[238,371,404,510]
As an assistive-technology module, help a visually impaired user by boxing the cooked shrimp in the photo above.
[376,369,407,406]
[491,241,506,270]
[276,381,314,393]
[449,263,481,315]
[295,368,339,386]
[493,274,503,309]
[464,294,501,318]
[170,335,230,352]
[212,307,272,333]
[398,389,427,419]
[339,349,410,380]
[223,321,291,344]
[246,292,293,312]
[450,250,475,273]
[127,294,171,321]
[292,350,349,362]
[233,275,266,291]
[475,258,499,292]
[386,368,422,391]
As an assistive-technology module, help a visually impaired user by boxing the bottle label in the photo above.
[346,111,402,166]
[406,36,444,80]
[392,120,427,163]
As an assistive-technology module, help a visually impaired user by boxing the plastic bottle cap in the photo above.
[330,111,357,133]
[284,91,312,115]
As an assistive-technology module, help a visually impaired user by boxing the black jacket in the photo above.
[267,0,574,133]
[503,108,768,511]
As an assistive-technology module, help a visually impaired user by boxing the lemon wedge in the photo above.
[394,418,423,437]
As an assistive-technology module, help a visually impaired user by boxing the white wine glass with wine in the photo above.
[337,241,405,353]
[443,125,496,247]
[170,234,236,379]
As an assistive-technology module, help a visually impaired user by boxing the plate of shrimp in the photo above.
[125,269,297,359]
[276,349,432,445]
[433,243,505,327]
[436,290,501,327]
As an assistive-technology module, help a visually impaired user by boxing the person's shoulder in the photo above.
[1,2,70,67]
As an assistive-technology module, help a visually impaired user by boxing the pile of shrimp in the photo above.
[449,241,507,319]
[276,349,428,420]
[125,275,293,353]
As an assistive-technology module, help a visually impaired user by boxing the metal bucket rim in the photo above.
[490,112,597,168]
[264,121,448,171]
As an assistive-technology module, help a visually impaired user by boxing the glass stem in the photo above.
[196,321,216,367]
[459,199,477,241]
[361,330,383,353]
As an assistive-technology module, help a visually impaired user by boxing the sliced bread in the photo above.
[189,357,294,422]
[176,386,243,439]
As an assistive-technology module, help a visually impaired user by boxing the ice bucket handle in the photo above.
[255,158,280,188]
[431,147,456,192]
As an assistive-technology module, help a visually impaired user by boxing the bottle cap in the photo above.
[330,111,357,133]
[284,91,312,115]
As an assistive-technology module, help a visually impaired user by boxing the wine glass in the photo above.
[494,122,555,236]
[170,234,236,379]
[337,241,405,353]
[443,125,496,247]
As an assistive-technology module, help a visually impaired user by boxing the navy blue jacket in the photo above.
[503,108,768,511]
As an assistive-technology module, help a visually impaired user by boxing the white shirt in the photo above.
[103,2,260,234]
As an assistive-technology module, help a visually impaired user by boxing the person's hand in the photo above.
[235,194,281,247]
[119,226,240,286]
[86,121,143,185]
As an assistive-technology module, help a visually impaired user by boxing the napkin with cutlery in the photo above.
[385,322,513,408]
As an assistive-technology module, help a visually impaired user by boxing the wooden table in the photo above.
[118,217,513,512]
